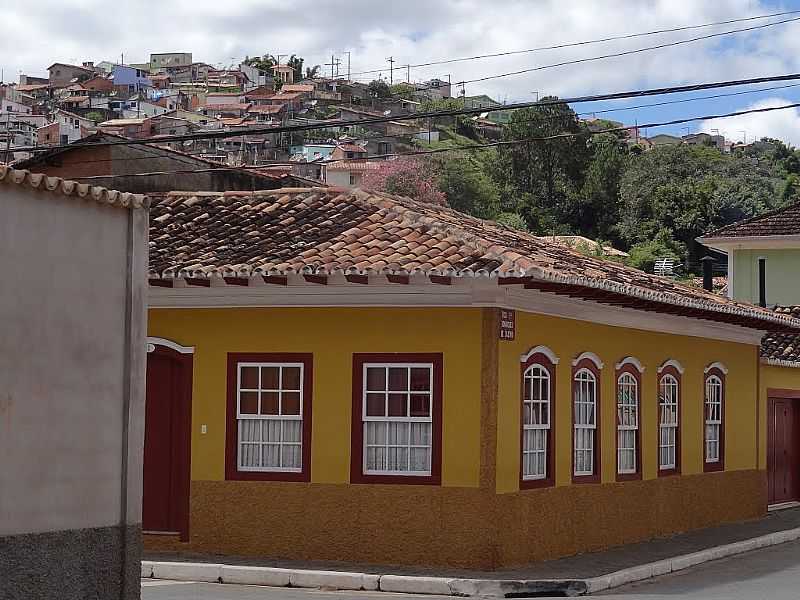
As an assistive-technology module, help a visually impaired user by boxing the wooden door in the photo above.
[142,344,192,540]
[768,398,798,504]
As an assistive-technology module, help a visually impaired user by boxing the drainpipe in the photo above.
[701,256,715,292]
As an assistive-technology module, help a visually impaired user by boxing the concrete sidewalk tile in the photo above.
[149,561,222,583]
[289,569,372,591]
[584,575,613,594]
[607,564,655,588]
[379,575,454,595]
[669,550,709,572]
[650,559,673,577]
[141,562,153,578]
[220,565,292,587]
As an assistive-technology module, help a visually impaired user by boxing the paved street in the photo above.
[142,539,800,599]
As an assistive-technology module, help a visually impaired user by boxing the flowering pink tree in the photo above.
[361,158,446,205]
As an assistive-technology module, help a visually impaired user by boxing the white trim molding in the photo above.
[147,336,195,354]
[658,359,685,375]
[704,361,729,375]
[699,234,800,252]
[615,356,646,373]
[762,357,800,369]
[572,352,605,370]
[520,345,560,365]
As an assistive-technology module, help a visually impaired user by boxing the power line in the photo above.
[10,72,800,154]
[62,102,800,181]
[449,15,800,91]
[42,80,800,166]
[346,9,800,78]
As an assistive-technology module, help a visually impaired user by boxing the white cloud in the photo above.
[1,0,800,104]
[700,97,800,145]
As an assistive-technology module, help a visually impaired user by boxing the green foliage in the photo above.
[305,65,321,79]
[367,80,392,99]
[625,231,683,274]
[433,150,500,219]
[286,55,304,81]
[244,54,277,73]
[390,83,416,100]
[495,212,529,232]
[84,111,105,124]
[498,97,591,234]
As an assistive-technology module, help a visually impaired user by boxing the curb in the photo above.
[141,526,800,597]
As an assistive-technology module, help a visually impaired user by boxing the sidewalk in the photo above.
[143,506,800,596]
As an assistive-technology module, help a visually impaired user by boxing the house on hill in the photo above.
[142,186,800,567]
[12,133,312,193]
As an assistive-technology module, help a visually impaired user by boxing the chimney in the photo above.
[701,256,715,292]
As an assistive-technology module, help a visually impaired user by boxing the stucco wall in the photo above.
[733,248,800,306]
[0,184,147,599]
[496,311,761,492]
[147,306,764,567]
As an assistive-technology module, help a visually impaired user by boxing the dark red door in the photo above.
[143,345,192,540]
[768,398,798,504]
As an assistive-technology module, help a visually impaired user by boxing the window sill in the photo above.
[351,473,441,485]
[703,461,725,473]
[520,476,554,490]
[572,474,600,484]
[658,468,681,477]
[226,469,310,483]
[616,472,642,482]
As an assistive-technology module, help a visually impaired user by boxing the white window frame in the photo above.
[522,363,551,480]
[658,374,680,470]
[616,372,639,475]
[705,374,723,464]
[573,368,597,477]
[236,361,304,473]
[362,362,434,477]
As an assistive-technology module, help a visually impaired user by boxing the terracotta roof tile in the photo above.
[762,306,800,365]
[702,202,800,238]
[148,187,800,331]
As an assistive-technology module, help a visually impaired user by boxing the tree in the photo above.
[286,55,305,81]
[433,150,500,219]
[367,79,392,99]
[361,158,446,205]
[577,133,628,243]
[497,97,591,233]
[244,54,277,73]
[390,83,415,100]
[305,65,321,79]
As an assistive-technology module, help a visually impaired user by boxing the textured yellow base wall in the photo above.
[144,470,765,568]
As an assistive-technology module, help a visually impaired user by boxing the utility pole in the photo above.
[334,58,341,78]
[345,52,351,82]
[386,57,394,85]
[326,54,336,79]
[407,64,411,84]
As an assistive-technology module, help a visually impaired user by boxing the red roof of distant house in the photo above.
[207,103,252,111]
[247,105,284,114]
[270,92,305,101]
[61,95,90,103]
[337,144,367,153]
[280,84,314,93]
[326,160,383,172]
[207,92,244,97]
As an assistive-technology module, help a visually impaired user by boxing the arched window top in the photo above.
[147,336,195,354]
[618,371,638,386]
[524,363,551,378]
[572,352,604,370]
[657,359,685,375]
[575,367,597,382]
[520,345,559,365]
[706,374,723,387]
[704,362,729,375]
[660,372,679,384]
[615,356,645,373]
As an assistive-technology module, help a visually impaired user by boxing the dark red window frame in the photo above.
[350,353,443,485]
[657,364,682,477]
[520,351,556,489]
[703,366,726,473]
[225,353,313,482]
[572,357,602,484]
[615,361,643,482]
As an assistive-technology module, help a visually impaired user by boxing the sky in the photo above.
[5,0,800,143]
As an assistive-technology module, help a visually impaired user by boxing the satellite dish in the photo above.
[383,110,391,116]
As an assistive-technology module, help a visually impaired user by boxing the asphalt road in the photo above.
[142,538,800,599]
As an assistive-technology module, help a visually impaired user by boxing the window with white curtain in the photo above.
[574,369,597,476]
[523,364,551,480]
[617,372,639,474]
[362,363,433,475]
[705,375,723,463]
[659,374,680,470]
[237,362,303,472]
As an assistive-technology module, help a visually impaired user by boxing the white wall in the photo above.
[0,181,147,535]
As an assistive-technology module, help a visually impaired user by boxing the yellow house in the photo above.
[144,187,800,568]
